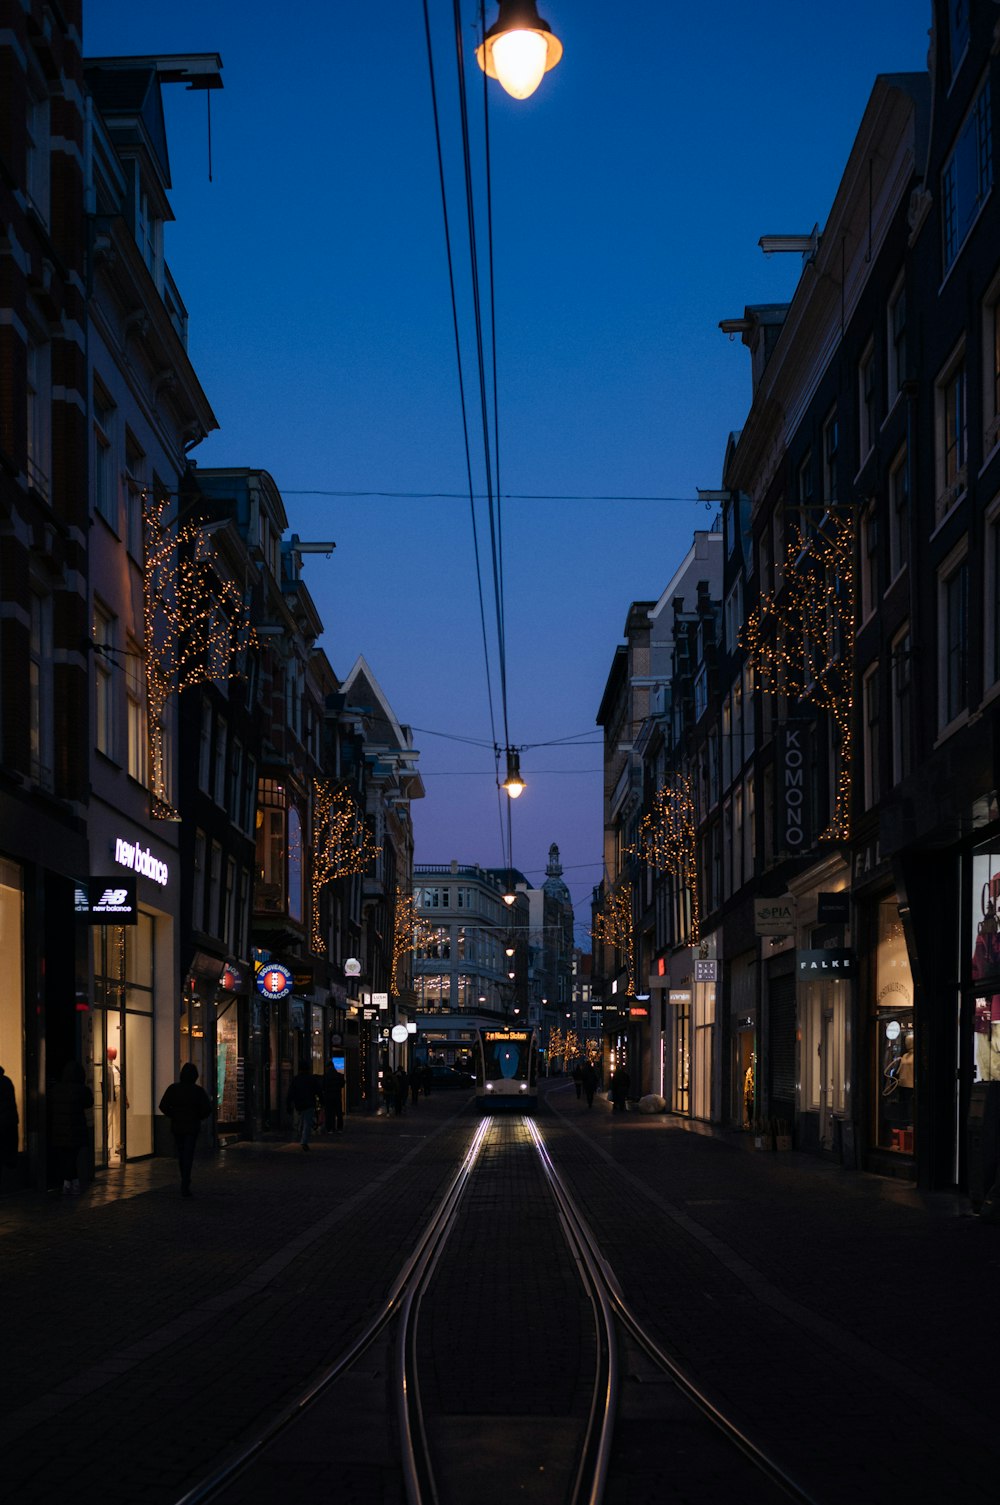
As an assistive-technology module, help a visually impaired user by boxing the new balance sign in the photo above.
[75,877,138,924]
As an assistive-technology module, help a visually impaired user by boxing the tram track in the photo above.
[173,1112,819,1505]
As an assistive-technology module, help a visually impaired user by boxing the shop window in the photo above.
[91,913,155,1164]
[0,860,25,1154]
[972,848,1000,1083]
[873,897,915,1154]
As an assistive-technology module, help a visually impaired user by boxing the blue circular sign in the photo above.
[256,962,293,999]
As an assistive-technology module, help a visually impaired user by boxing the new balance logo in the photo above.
[98,889,129,907]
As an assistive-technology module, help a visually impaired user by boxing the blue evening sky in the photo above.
[84,2,931,939]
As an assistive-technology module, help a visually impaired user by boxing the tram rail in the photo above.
[173,1112,819,1505]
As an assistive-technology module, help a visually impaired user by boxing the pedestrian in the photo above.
[0,1063,18,1182]
[409,1067,420,1107]
[159,1063,213,1196]
[50,1060,93,1195]
[581,1060,599,1108]
[421,1062,433,1096]
[573,1064,584,1099]
[610,1063,630,1113]
[323,1059,345,1133]
[393,1065,408,1116]
[287,1061,321,1149]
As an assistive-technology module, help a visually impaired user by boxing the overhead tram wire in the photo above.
[421,0,501,784]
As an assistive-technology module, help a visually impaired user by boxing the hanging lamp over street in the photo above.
[502,748,526,799]
[476,0,564,100]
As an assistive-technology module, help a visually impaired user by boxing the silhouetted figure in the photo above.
[410,1069,420,1107]
[50,1060,93,1195]
[323,1061,345,1132]
[610,1065,630,1113]
[393,1067,408,1116]
[160,1063,213,1195]
[0,1064,18,1179]
[581,1061,599,1108]
[421,1063,433,1096]
[287,1063,321,1149]
[573,1065,584,1099]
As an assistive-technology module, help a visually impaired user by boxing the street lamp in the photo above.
[476,0,564,100]
[501,747,526,799]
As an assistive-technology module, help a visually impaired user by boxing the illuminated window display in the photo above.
[971,847,1000,1082]
[874,897,915,1153]
[91,913,155,1163]
[0,860,24,1154]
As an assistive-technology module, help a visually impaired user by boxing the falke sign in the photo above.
[796,949,856,978]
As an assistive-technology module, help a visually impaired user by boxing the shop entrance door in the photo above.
[819,1006,835,1147]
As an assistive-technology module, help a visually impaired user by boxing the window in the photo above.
[419,887,450,910]
[208,841,222,937]
[694,664,708,721]
[724,579,743,653]
[25,339,50,498]
[124,434,148,560]
[948,1,970,80]
[797,450,814,535]
[722,695,732,788]
[942,79,992,271]
[860,503,878,622]
[192,830,206,932]
[888,447,909,582]
[772,501,785,590]
[287,805,304,923]
[93,606,116,758]
[29,591,52,787]
[939,548,969,728]
[223,858,236,946]
[891,626,912,783]
[214,718,227,807]
[94,386,116,529]
[982,269,1000,456]
[863,663,880,810]
[25,86,50,224]
[986,503,1000,691]
[887,277,906,406]
[256,779,287,913]
[822,411,839,506]
[859,340,876,462]
[126,638,147,785]
[936,347,967,521]
[229,739,244,822]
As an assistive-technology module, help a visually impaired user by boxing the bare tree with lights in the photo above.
[143,492,256,819]
[310,778,382,953]
[591,884,636,999]
[391,886,426,993]
[632,773,701,943]
[740,509,856,840]
[547,1026,565,1071]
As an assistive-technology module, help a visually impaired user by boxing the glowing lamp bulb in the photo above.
[491,29,549,99]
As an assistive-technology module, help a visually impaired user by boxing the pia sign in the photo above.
[256,963,293,999]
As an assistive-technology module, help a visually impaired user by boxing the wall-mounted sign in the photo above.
[754,896,796,935]
[407,1022,417,1034]
[373,992,389,1010]
[344,958,362,977]
[817,891,850,925]
[256,962,293,999]
[797,948,856,978]
[668,989,692,1006]
[628,1006,649,1018]
[391,1024,409,1043]
[75,878,138,924]
[220,963,246,994]
[777,721,811,853]
[113,836,169,887]
[694,959,718,982]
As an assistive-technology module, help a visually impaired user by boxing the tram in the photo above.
[474,1025,538,1112]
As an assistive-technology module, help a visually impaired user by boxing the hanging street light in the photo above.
[502,747,526,799]
[476,0,564,100]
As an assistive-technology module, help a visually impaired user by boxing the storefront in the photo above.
[0,858,26,1177]
[728,951,757,1130]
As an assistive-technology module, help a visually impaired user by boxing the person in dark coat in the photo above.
[286,1062,321,1149]
[610,1064,630,1113]
[0,1063,18,1175]
[581,1060,599,1108]
[421,1062,433,1096]
[50,1060,93,1195]
[322,1061,345,1133]
[159,1063,213,1196]
[573,1064,584,1099]
[393,1066,408,1116]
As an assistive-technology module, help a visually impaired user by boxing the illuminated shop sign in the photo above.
[797,948,856,978]
[256,962,293,999]
[485,1030,528,1041]
[114,836,169,887]
[778,722,811,853]
[74,877,138,924]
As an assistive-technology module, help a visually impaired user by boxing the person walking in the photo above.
[409,1067,420,1108]
[322,1059,345,1133]
[287,1062,321,1149]
[159,1063,213,1196]
[581,1060,599,1108]
[393,1065,408,1117]
[50,1060,93,1195]
[610,1063,630,1113]
[572,1064,584,1100]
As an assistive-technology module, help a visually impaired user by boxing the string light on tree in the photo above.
[591,884,635,999]
[740,509,856,839]
[631,773,700,943]
[142,492,256,820]
[310,778,382,952]
[392,887,429,992]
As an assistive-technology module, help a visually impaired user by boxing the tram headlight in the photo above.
[519,1082,528,1091]
[486,1082,494,1091]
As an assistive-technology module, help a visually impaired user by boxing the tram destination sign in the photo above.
[75,878,138,924]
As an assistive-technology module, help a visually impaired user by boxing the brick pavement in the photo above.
[541,1078,1000,1504]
